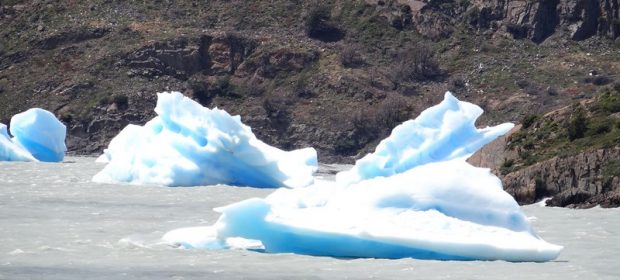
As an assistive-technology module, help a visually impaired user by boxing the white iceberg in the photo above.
[0,108,66,162]
[162,92,562,262]
[93,92,318,188]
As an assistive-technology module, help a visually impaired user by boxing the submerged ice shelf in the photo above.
[93,92,317,188]
[0,108,66,162]
[163,92,562,262]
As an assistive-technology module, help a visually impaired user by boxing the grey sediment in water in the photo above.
[0,157,619,279]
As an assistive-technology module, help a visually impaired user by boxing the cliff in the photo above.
[377,0,620,42]
[471,87,620,208]
[504,148,620,208]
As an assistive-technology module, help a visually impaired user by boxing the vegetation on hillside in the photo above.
[502,84,620,175]
[0,0,618,161]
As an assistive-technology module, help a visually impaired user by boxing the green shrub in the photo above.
[587,118,611,136]
[340,44,365,68]
[263,95,292,127]
[602,160,620,184]
[568,107,587,140]
[391,44,441,84]
[500,158,514,175]
[521,114,538,129]
[214,75,242,98]
[597,90,620,113]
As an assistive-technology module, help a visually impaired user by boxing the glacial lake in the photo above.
[1,157,619,280]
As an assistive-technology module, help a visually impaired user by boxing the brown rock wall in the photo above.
[502,148,620,208]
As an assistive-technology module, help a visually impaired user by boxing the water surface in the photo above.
[0,157,618,279]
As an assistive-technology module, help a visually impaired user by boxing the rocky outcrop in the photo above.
[470,100,620,209]
[503,148,620,208]
[568,0,620,40]
[472,131,620,208]
[61,32,321,155]
[122,32,317,82]
[468,124,520,173]
[472,0,620,42]
[67,109,152,154]
[235,47,319,79]
[123,34,257,80]
[374,0,620,42]
[369,0,464,40]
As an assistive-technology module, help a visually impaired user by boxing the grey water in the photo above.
[0,157,618,280]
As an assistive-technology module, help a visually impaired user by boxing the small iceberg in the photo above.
[1,108,66,162]
[93,92,318,188]
[163,92,562,262]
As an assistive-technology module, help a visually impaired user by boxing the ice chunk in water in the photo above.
[1,108,66,162]
[93,92,317,188]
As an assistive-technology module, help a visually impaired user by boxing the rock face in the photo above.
[471,122,620,208]
[473,141,620,208]
[494,0,620,42]
[503,148,620,208]
[468,124,520,171]
[378,0,620,42]
[66,109,150,155]
[123,34,257,80]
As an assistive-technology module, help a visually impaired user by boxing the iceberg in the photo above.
[336,92,514,185]
[163,92,562,262]
[93,92,318,188]
[1,123,36,162]
[0,108,66,162]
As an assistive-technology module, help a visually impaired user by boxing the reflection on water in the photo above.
[0,157,619,280]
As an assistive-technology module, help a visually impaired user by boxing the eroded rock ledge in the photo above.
[503,148,620,208]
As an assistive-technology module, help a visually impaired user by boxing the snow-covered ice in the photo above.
[163,92,562,262]
[93,92,317,188]
[0,108,66,162]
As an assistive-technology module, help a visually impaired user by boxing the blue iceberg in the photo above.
[163,92,562,262]
[93,92,318,188]
[1,123,36,162]
[0,108,66,162]
[336,92,514,185]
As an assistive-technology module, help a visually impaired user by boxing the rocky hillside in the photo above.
[375,0,620,42]
[471,86,620,208]
[0,0,619,205]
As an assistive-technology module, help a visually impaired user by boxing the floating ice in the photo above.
[0,123,36,161]
[93,92,317,188]
[163,92,562,262]
[0,108,66,162]
[336,92,514,185]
